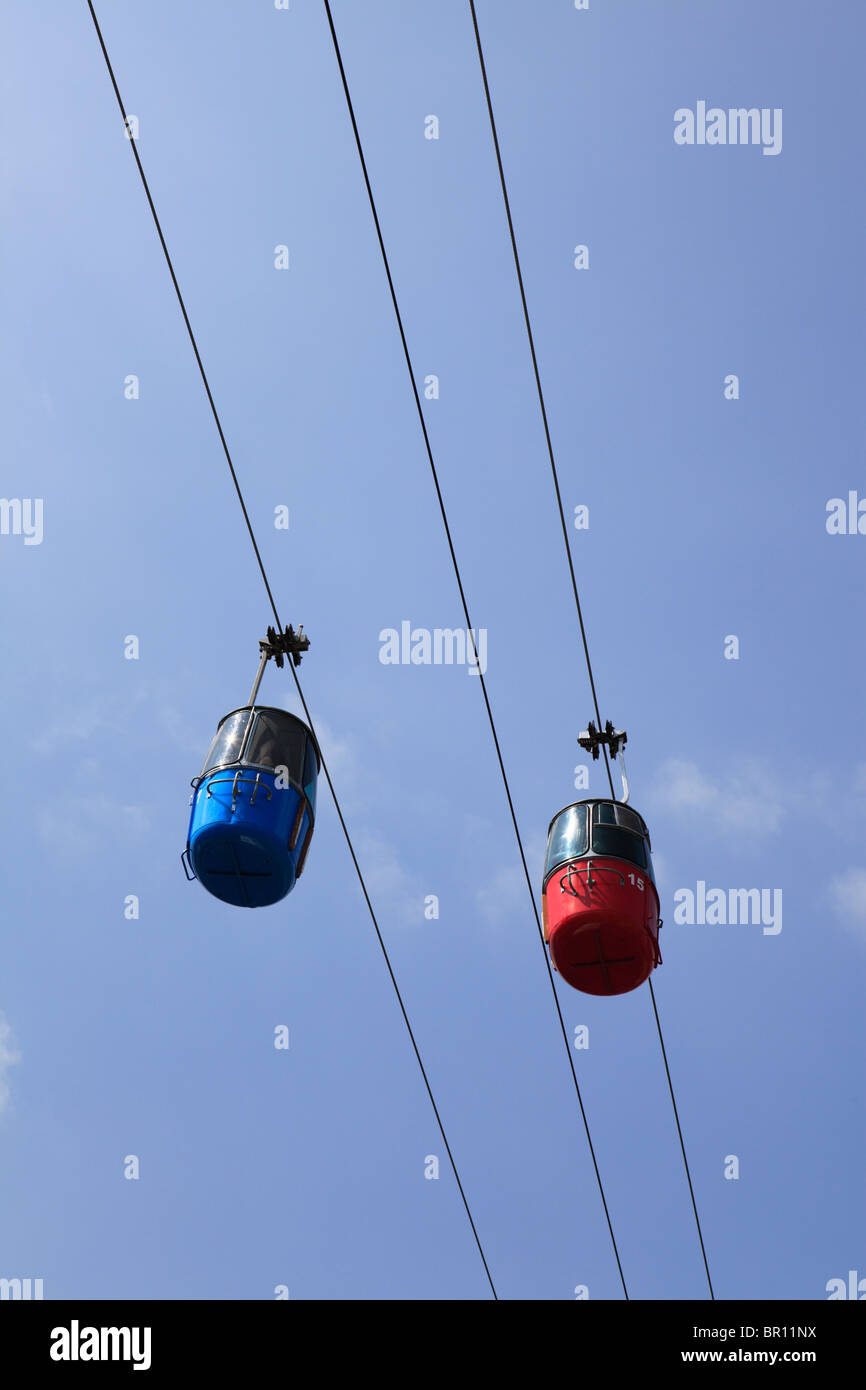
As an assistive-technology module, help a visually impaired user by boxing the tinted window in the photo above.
[202,710,252,774]
[591,824,647,869]
[245,710,306,781]
[303,737,319,815]
[544,805,588,880]
[594,802,645,835]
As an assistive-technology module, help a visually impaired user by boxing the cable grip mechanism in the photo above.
[577,719,630,803]
[247,623,311,706]
[259,623,310,668]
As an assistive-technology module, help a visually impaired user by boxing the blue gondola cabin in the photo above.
[185,706,319,908]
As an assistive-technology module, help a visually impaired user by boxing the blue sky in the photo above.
[1,0,863,1300]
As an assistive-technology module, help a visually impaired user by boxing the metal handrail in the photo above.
[559,859,626,896]
[205,771,273,810]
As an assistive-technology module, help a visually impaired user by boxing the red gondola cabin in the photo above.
[542,799,661,996]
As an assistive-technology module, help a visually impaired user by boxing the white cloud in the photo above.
[39,795,150,856]
[476,862,527,926]
[652,757,866,847]
[355,832,423,928]
[476,832,545,927]
[651,850,670,894]
[154,697,211,759]
[288,715,362,806]
[654,760,718,810]
[652,757,787,836]
[829,868,866,940]
[310,719,357,783]
[724,762,787,833]
[31,693,124,757]
[31,682,189,759]
[0,1015,21,1116]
